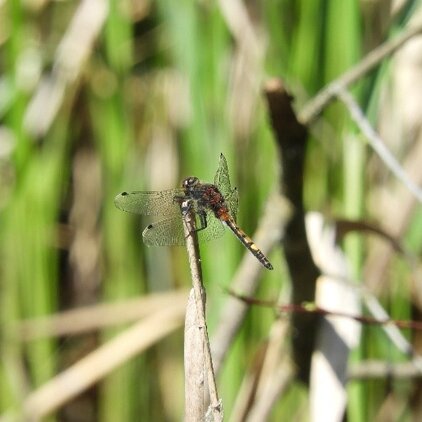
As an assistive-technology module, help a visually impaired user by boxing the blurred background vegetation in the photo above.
[1,0,422,420]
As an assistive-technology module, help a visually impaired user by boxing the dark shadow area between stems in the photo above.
[264,79,321,384]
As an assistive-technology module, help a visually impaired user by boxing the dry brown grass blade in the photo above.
[24,0,108,136]
[6,303,186,421]
[231,320,294,421]
[18,290,189,340]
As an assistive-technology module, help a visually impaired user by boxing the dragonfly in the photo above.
[114,154,273,270]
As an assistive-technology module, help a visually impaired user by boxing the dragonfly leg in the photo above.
[180,199,194,216]
[195,211,208,232]
[179,203,208,241]
[178,199,208,240]
[173,194,187,206]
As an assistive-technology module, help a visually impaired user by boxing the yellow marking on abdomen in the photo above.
[225,219,273,270]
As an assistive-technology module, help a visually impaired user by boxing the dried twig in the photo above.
[299,22,422,125]
[181,200,223,422]
[228,290,422,332]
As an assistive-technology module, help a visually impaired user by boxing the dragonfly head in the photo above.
[182,176,199,191]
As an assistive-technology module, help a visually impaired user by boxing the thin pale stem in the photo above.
[181,200,223,422]
[299,22,422,125]
[335,87,422,204]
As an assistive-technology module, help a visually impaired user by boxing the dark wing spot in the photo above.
[146,224,153,229]
[121,192,128,196]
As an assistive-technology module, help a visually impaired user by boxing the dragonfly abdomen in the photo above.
[224,218,273,270]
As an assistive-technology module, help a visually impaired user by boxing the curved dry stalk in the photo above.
[181,200,223,422]
[299,22,422,125]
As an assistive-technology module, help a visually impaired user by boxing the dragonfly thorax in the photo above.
[181,177,226,214]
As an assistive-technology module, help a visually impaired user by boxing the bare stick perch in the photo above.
[181,199,223,422]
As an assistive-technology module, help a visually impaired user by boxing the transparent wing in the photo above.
[142,210,226,246]
[213,153,239,221]
[214,153,233,196]
[114,189,185,216]
[225,188,239,222]
[197,210,225,242]
[142,216,186,246]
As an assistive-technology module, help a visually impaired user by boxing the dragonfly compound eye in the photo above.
[183,177,199,188]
